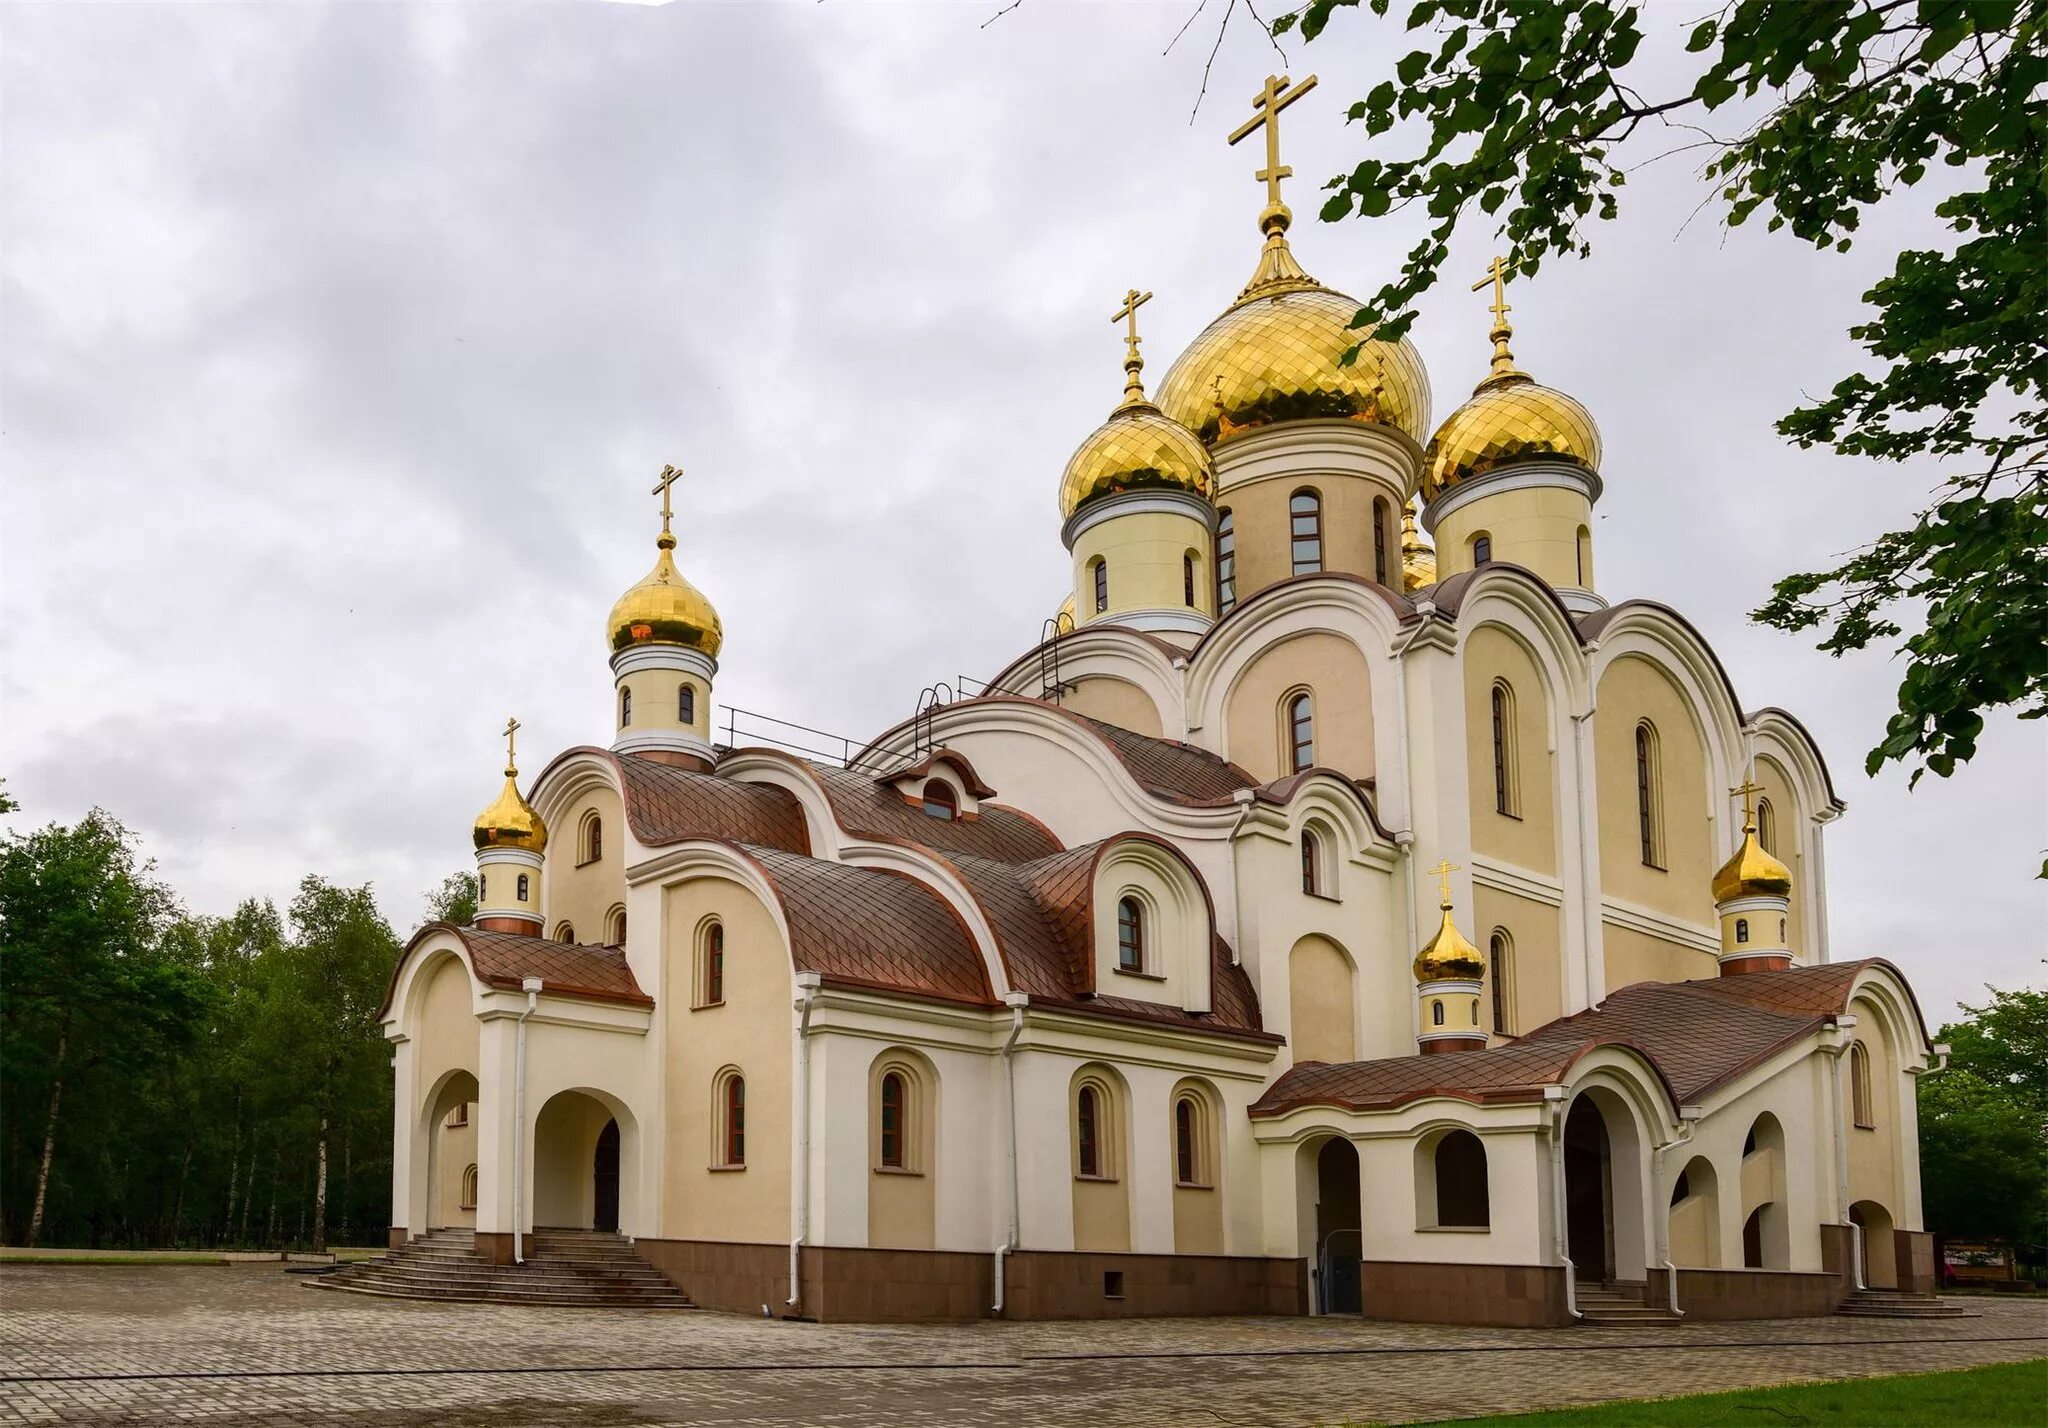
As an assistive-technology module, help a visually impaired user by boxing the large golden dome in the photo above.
[473,770,546,853]
[1423,371,1602,503]
[1412,897,1484,983]
[1058,403,1213,519]
[1155,233,1431,449]
[607,531,723,657]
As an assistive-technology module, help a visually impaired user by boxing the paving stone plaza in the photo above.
[1,1267,2042,1426]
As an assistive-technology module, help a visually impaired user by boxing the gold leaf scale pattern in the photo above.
[1057,405,1214,519]
[1422,377,1602,502]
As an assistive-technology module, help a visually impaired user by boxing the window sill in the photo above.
[1854,1122,1876,1132]
[692,999,726,1011]
[872,1165,925,1177]
[1494,810,1523,823]
[1304,890,1342,904]
[1417,1224,1491,1234]
[1111,967,1167,982]
[1073,1173,1120,1184]
[1174,1180,1215,1192]
[575,856,601,869]
[708,1163,746,1173]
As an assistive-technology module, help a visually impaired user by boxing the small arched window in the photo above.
[460,1164,478,1210]
[554,921,575,944]
[698,921,726,1007]
[1077,1084,1103,1177]
[1472,533,1493,567]
[1290,490,1323,574]
[718,1072,746,1167]
[1433,1130,1490,1228]
[1634,722,1664,868]
[1490,680,1520,817]
[920,780,958,821]
[1091,557,1108,613]
[1286,691,1314,772]
[1488,930,1514,1035]
[478,873,486,904]
[1300,829,1322,897]
[879,1071,907,1168]
[1850,1041,1874,1129]
[609,907,628,946]
[679,684,696,725]
[1116,897,1144,973]
[1373,497,1390,585]
[1183,551,1197,608]
[1173,1094,1212,1187]
[1576,525,1591,586]
[1431,1000,1446,1026]
[1756,796,1777,855]
[618,685,633,728]
[1780,916,1787,941]
[580,811,603,866]
[1216,508,1236,613]
[516,873,530,902]
[1735,917,1750,944]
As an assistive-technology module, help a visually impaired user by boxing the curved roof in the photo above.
[616,753,811,853]
[802,761,1061,861]
[378,922,650,1018]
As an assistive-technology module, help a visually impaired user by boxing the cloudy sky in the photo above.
[3,3,2039,1026]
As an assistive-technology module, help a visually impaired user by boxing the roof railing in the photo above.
[1039,613,1076,701]
[719,706,861,767]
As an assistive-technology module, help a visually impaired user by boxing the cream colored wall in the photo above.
[416,955,480,1091]
[1432,483,1594,589]
[1072,508,1213,624]
[616,668,712,742]
[1287,935,1357,1063]
[432,1111,477,1228]
[1602,922,1717,991]
[1845,1012,1904,1222]
[1222,632,1375,782]
[1070,1067,1133,1252]
[532,1091,613,1229]
[1752,756,1809,957]
[1092,849,1206,1011]
[1169,1079,1226,1254]
[866,1050,937,1250]
[1061,676,1165,737]
[1462,626,1558,875]
[1594,657,1714,922]
[659,875,791,1244]
[1473,886,1561,1036]
[1218,471,1400,602]
[1668,1156,1720,1267]
[547,786,626,945]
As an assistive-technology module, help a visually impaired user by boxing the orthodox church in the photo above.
[375,75,1940,1325]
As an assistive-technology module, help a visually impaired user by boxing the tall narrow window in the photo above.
[679,684,695,724]
[1735,917,1750,944]
[460,1164,478,1210]
[580,811,603,865]
[1300,829,1322,896]
[478,873,486,903]
[1286,691,1314,772]
[515,873,529,902]
[1183,551,1197,608]
[1489,930,1513,1035]
[1373,498,1390,585]
[722,1074,746,1166]
[609,908,627,946]
[705,923,725,1005]
[1850,1042,1874,1129]
[1216,509,1236,613]
[1576,526,1591,586]
[1290,490,1323,574]
[879,1071,906,1168]
[1635,722,1664,868]
[1432,1000,1445,1026]
[618,685,633,728]
[1490,681,1520,817]
[1116,897,1143,972]
[1175,1097,1197,1184]
[1091,557,1108,613]
[1472,533,1493,567]
[1756,797,1777,855]
[1077,1084,1102,1177]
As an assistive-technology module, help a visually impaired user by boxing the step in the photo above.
[311,1280,694,1310]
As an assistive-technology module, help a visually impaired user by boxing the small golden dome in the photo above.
[1058,404,1213,519]
[1155,234,1431,450]
[1712,823,1793,904]
[607,531,723,657]
[474,769,546,853]
[1413,893,1484,982]
[1401,503,1436,591]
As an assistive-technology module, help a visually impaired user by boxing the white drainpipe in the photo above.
[993,992,1028,1314]
[788,973,822,1313]
[1828,1015,1865,1290]
[1544,1086,1580,1319]
[1655,1107,1701,1319]
[512,977,541,1265]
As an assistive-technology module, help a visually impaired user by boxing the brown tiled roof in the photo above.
[804,761,1061,861]
[745,845,995,1007]
[1252,961,1895,1118]
[1065,712,1262,803]
[378,922,652,1017]
[617,754,810,853]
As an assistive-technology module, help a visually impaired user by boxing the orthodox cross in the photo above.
[1473,255,1514,328]
[1428,858,1460,905]
[1730,777,1765,827]
[1228,73,1319,214]
[650,462,684,535]
[1112,288,1152,365]
[503,716,522,774]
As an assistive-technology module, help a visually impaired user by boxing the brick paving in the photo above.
[0,1266,2041,1426]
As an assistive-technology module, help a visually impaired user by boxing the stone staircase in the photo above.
[310,1228,694,1309]
[1835,1287,1975,1319]
[1573,1279,1683,1326]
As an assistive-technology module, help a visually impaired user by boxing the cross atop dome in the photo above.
[1471,256,1527,388]
[1229,73,1318,234]
[1112,288,1153,406]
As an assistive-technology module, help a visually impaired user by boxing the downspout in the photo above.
[512,977,541,1266]
[1655,1107,1700,1319]
[1828,1015,1864,1291]
[993,992,1028,1314]
[788,973,821,1313]
[1545,1086,1580,1319]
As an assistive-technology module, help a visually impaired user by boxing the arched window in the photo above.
[448,1102,469,1128]
[1634,722,1664,868]
[1431,1000,1445,1026]
[1076,1084,1103,1177]
[1488,930,1514,1035]
[879,1071,907,1168]
[608,907,627,946]
[1183,551,1197,608]
[478,873,486,904]
[920,780,957,820]
[618,685,633,728]
[1091,557,1108,613]
[1286,691,1314,772]
[1490,680,1520,817]
[1290,490,1323,574]
[716,1071,746,1167]
[1851,1042,1874,1129]
[1300,829,1322,897]
[1576,526,1591,586]
[580,810,603,866]
[460,1164,478,1210]
[1735,917,1750,944]
[1472,532,1493,566]
[1173,1094,1212,1187]
[679,684,695,725]
[1780,916,1787,941]
[1756,796,1777,854]
[515,873,529,902]
[553,921,575,944]
[1116,897,1144,973]
[697,922,726,1007]
[1373,497,1390,585]
[1433,1130,1490,1228]
[1216,508,1236,612]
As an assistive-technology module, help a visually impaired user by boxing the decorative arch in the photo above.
[1283,686,1316,773]
[1092,835,1214,1008]
[578,808,603,866]
[1070,1063,1132,1252]
[711,1065,747,1168]
[1170,1076,1226,1254]
[605,904,627,947]
[1668,1154,1721,1267]
[1740,1110,1789,1269]
[1415,1125,1491,1229]
[868,1047,938,1249]
[1288,935,1357,1065]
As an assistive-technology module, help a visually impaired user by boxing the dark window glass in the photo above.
[1175,1098,1197,1184]
[1489,932,1511,1035]
[1300,831,1320,896]
[880,1072,905,1168]
[1216,509,1236,612]
[1432,1000,1445,1026]
[1287,693,1314,772]
[1092,558,1108,613]
[1735,917,1749,944]
[706,924,725,1004]
[1635,725,1661,867]
[1756,797,1776,854]
[725,1076,745,1165]
[1184,552,1196,607]
[680,684,695,724]
[1077,1086,1101,1177]
[921,781,957,820]
[516,873,529,901]
[1290,492,1323,574]
[1491,684,1512,814]
[1473,534,1493,566]
[611,910,627,945]
[1434,1130,1490,1227]
[1116,898,1143,972]
[1373,499,1389,585]
[619,686,632,728]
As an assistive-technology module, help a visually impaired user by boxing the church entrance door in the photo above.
[593,1119,621,1234]
[1313,1137,1362,1314]
[1564,1096,1613,1281]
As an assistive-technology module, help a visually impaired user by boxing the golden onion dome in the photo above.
[1413,893,1484,983]
[473,769,546,853]
[1154,229,1431,450]
[607,530,723,657]
[1058,404,1213,519]
[1712,821,1793,904]
[1422,290,1601,503]
[1400,503,1437,591]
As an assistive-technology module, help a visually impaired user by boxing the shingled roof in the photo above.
[1252,961,1901,1119]
[379,923,652,1017]
[616,753,811,853]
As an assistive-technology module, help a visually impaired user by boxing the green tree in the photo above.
[423,871,478,930]
[1278,0,2046,797]
[1920,983,2048,1250]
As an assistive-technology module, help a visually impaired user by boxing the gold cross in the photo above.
[650,463,684,534]
[1112,288,1152,365]
[503,716,521,774]
[1729,777,1765,827]
[1428,858,1460,905]
[1228,74,1319,215]
[1473,255,1514,329]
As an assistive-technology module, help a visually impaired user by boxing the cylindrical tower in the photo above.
[472,718,546,934]
[607,465,722,769]
[1712,779,1796,976]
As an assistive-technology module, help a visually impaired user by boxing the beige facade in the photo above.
[1222,631,1375,783]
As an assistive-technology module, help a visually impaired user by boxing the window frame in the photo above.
[1285,690,1315,773]
[1373,497,1390,585]
[1850,1041,1875,1130]
[1171,1091,1215,1189]
[553,921,575,944]
[879,1070,907,1169]
[695,920,727,1009]
[618,684,633,729]
[1300,828,1322,897]
[515,872,529,903]
[1183,550,1197,608]
[1488,929,1514,1036]
[1634,721,1665,869]
[578,810,603,867]
[920,780,958,821]
[1215,507,1236,613]
[1490,680,1521,819]
[1289,489,1324,575]
[1115,896,1144,974]
[1756,796,1777,855]
[679,683,695,725]
[460,1163,478,1211]
[1072,1075,1120,1182]
[1091,556,1108,614]
[1472,532,1493,567]
[714,1069,746,1169]
[607,905,627,947]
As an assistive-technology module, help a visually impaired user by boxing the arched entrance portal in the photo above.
[1306,1136,1362,1314]
[1564,1095,1613,1281]
[532,1089,635,1233]
[1850,1200,1898,1289]
[593,1120,621,1233]
[420,1069,479,1232]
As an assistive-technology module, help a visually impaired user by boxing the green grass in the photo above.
[1383,1359,2048,1426]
